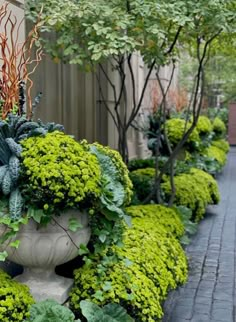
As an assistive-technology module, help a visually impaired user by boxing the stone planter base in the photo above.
[15,268,74,303]
[0,210,90,303]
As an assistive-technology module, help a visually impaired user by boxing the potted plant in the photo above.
[0,116,133,303]
[0,3,133,303]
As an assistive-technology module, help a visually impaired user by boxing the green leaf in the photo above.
[68,217,83,232]
[102,281,112,291]
[123,258,133,267]
[103,303,134,321]
[78,244,89,256]
[0,251,8,261]
[9,188,24,220]
[180,235,190,245]
[9,240,20,249]
[93,290,104,301]
[80,300,134,322]
[123,215,132,227]
[98,234,107,243]
[27,207,45,224]
[27,299,76,322]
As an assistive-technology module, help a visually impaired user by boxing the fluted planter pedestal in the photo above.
[0,210,90,303]
[16,267,75,303]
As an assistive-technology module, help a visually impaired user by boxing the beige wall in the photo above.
[31,52,178,159]
[0,0,25,41]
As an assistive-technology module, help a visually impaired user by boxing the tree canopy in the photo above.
[26,0,236,162]
[26,0,236,68]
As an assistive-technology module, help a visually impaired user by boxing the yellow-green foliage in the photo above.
[203,145,227,166]
[70,205,188,322]
[126,204,185,239]
[166,118,200,148]
[0,270,34,321]
[212,117,226,135]
[189,168,220,204]
[195,115,213,135]
[162,168,219,222]
[90,143,133,205]
[129,168,155,202]
[212,139,230,153]
[20,131,101,211]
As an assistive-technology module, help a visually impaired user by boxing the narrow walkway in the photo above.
[163,147,236,322]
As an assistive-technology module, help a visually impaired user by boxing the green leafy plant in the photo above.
[162,168,220,222]
[126,204,185,238]
[212,139,230,153]
[212,117,226,139]
[129,168,155,203]
[20,131,101,216]
[79,300,134,322]
[186,153,222,175]
[173,206,197,245]
[202,145,227,167]
[128,158,155,172]
[194,115,213,136]
[70,204,188,322]
[26,299,78,322]
[165,118,200,151]
[190,168,220,204]
[0,131,134,264]
[90,143,133,210]
[0,269,34,322]
[77,143,134,258]
[208,107,228,126]
[0,114,64,220]
[25,299,133,322]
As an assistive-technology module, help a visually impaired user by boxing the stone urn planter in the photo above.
[0,209,90,303]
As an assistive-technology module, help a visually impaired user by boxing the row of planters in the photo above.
[130,113,228,219]
[0,114,186,322]
[0,3,230,321]
[0,110,228,322]
[0,5,189,319]
[0,115,188,322]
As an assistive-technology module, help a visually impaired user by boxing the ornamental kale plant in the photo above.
[0,114,64,220]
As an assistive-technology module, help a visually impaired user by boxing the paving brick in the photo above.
[177,298,195,307]
[196,288,213,298]
[212,299,233,311]
[191,313,210,322]
[163,149,236,322]
[171,305,193,319]
[193,303,211,314]
[198,280,215,290]
[211,308,233,321]
[184,281,199,289]
[194,296,213,306]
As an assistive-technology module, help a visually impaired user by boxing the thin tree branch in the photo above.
[95,72,119,129]
[126,59,156,130]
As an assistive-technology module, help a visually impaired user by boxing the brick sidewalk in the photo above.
[163,147,236,322]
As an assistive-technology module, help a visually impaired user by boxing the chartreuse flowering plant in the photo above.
[0,127,133,261]
[212,117,226,138]
[202,145,227,167]
[165,118,200,151]
[195,115,213,135]
[0,269,34,322]
[70,204,188,322]
[162,168,220,222]
[20,131,101,216]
